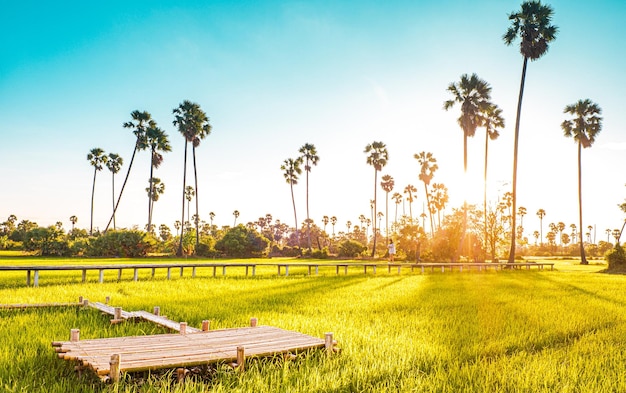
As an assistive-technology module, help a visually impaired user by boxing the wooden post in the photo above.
[250,317,258,327]
[133,268,138,281]
[78,296,83,303]
[151,267,156,278]
[222,266,227,276]
[117,269,122,281]
[324,332,334,354]
[70,329,80,342]
[105,296,110,304]
[83,299,89,306]
[34,270,39,287]
[176,368,188,383]
[253,266,256,276]
[82,270,87,283]
[236,346,245,371]
[192,267,196,278]
[180,267,184,277]
[179,322,187,335]
[167,268,171,280]
[26,270,31,286]
[113,307,122,322]
[202,320,210,331]
[109,354,121,383]
[153,306,160,316]
[98,269,104,283]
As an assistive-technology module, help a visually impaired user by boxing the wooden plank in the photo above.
[87,302,135,319]
[132,310,202,333]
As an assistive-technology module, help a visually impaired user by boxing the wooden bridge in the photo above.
[0,261,554,287]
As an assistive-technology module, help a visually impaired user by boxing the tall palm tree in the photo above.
[481,103,505,251]
[504,1,558,263]
[105,153,123,230]
[364,141,388,257]
[430,183,449,230]
[518,206,527,236]
[69,215,78,232]
[299,143,319,250]
[184,186,195,225]
[145,177,165,227]
[444,73,492,260]
[281,157,303,246]
[562,98,602,265]
[330,216,337,237]
[87,148,107,235]
[173,100,212,256]
[404,185,417,222]
[104,110,152,231]
[380,175,394,239]
[145,126,171,230]
[391,192,402,227]
[536,209,546,246]
[415,151,438,237]
[233,210,240,227]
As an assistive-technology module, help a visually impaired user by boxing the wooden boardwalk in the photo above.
[53,325,330,381]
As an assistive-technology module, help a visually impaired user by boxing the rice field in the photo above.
[1,257,625,392]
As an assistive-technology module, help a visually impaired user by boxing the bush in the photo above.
[23,226,70,256]
[86,230,157,257]
[338,240,366,258]
[606,244,626,269]
[214,225,269,258]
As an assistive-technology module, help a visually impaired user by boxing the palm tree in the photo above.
[145,177,165,226]
[503,0,558,263]
[444,73,492,260]
[415,152,438,237]
[184,186,195,225]
[322,215,329,234]
[391,192,402,226]
[536,208,546,246]
[232,210,240,227]
[562,98,602,264]
[173,100,212,256]
[430,183,449,229]
[364,141,388,257]
[481,103,505,250]
[380,175,395,239]
[104,110,152,231]
[87,148,107,235]
[281,157,303,246]
[174,220,181,237]
[105,153,123,230]
[518,206,527,238]
[330,216,337,237]
[403,185,417,223]
[299,143,319,250]
[145,125,171,230]
[69,215,78,232]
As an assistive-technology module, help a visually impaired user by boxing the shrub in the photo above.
[23,226,70,256]
[606,244,626,269]
[86,230,157,257]
[214,225,269,258]
[338,240,366,258]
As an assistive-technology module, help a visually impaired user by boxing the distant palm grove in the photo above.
[2,1,625,266]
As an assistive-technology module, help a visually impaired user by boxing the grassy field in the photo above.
[1,256,625,392]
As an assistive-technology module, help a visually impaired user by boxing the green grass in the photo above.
[1,259,626,392]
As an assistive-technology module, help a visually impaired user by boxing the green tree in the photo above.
[536,208,546,246]
[380,175,395,239]
[281,157,303,246]
[105,110,152,231]
[504,0,558,263]
[69,215,78,232]
[562,98,602,264]
[145,125,171,230]
[365,141,388,257]
[87,148,107,235]
[299,143,319,250]
[404,185,417,222]
[173,100,212,255]
[430,183,449,230]
[233,210,240,227]
[184,186,195,226]
[105,153,123,230]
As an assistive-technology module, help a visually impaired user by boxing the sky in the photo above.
[1,0,625,243]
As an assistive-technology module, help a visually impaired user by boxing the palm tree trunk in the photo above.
[425,184,434,237]
[577,142,588,264]
[483,129,489,259]
[371,170,378,258]
[290,181,299,247]
[90,168,97,235]
[148,149,154,230]
[306,164,311,250]
[456,133,469,262]
[104,143,138,232]
[111,172,116,230]
[177,141,188,257]
[193,146,200,251]
[385,192,389,240]
[508,56,528,264]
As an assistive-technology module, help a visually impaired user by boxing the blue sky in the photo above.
[1,0,625,242]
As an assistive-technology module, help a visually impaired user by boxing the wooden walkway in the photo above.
[53,326,331,382]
